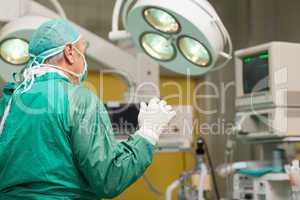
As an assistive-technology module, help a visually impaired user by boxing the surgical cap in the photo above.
[28,19,80,67]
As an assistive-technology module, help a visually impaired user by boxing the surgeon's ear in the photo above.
[64,43,75,64]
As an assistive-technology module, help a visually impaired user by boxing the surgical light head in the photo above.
[143,7,180,34]
[0,16,50,82]
[140,32,176,61]
[118,0,232,76]
[0,38,29,65]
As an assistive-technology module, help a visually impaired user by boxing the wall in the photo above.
[86,72,199,200]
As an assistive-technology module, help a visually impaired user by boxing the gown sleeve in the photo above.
[68,85,154,198]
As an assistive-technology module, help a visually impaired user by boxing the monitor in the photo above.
[242,52,269,95]
[235,42,300,111]
[105,103,140,137]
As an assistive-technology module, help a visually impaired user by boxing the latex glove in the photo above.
[137,97,176,145]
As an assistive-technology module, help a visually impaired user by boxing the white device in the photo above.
[235,42,300,111]
[158,105,194,151]
[236,107,300,139]
[233,173,255,200]
[233,173,291,200]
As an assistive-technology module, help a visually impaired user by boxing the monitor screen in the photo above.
[242,52,270,94]
[105,103,139,136]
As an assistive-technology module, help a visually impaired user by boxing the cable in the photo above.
[165,179,180,200]
[201,136,221,200]
[225,125,239,199]
[143,175,164,197]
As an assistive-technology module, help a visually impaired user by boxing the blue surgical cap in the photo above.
[28,19,80,67]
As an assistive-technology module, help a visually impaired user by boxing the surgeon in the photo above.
[0,19,176,199]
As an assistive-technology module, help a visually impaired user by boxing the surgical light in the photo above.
[141,33,175,60]
[178,36,211,67]
[0,38,29,65]
[110,0,233,76]
[0,16,49,82]
[143,8,180,33]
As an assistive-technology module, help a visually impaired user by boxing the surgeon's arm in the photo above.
[68,86,154,198]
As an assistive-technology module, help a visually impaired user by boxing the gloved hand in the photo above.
[137,97,176,145]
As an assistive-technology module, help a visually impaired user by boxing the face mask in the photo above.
[73,47,88,82]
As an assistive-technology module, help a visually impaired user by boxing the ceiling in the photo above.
[35,0,115,40]
[19,0,300,75]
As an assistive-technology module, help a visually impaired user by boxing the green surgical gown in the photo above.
[0,73,154,200]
